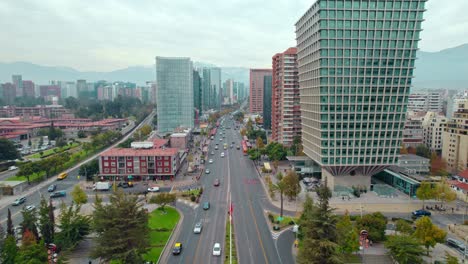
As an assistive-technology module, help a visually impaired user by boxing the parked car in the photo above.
[203,202,210,210]
[50,191,66,198]
[8,166,18,171]
[148,186,160,192]
[214,178,220,187]
[446,238,465,252]
[212,243,221,256]
[205,169,210,174]
[25,205,36,212]
[12,197,26,206]
[412,209,431,218]
[172,242,183,255]
[193,222,202,234]
[47,184,57,192]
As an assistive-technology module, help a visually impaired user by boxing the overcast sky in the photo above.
[1,0,467,71]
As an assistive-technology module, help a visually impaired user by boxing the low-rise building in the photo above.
[442,99,468,173]
[402,113,424,148]
[422,112,447,152]
[397,154,430,176]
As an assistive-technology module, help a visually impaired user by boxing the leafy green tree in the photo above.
[356,212,387,242]
[20,207,39,241]
[149,193,176,212]
[435,180,457,207]
[265,142,287,161]
[395,219,413,235]
[415,144,431,158]
[256,137,265,149]
[416,181,436,209]
[55,203,90,250]
[38,197,55,244]
[270,173,287,217]
[385,235,424,264]
[79,159,99,180]
[77,130,87,138]
[297,186,342,264]
[283,170,301,200]
[17,162,41,184]
[0,138,20,161]
[336,212,359,256]
[71,185,88,205]
[413,216,446,255]
[14,230,48,264]
[247,148,261,161]
[7,208,13,236]
[92,190,150,263]
[1,235,18,264]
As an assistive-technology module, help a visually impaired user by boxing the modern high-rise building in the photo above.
[249,69,272,113]
[39,85,61,100]
[296,0,426,190]
[210,68,222,110]
[236,82,246,101]
[422,112,447,152]
[12,75,23,97]
[193,70,202,114]
[443,99,468,173]
[223,79,235,105]
[271,47,301,146]
[76,79,87,99]
[1,83,16,105]
[263,75,272,130]
[156,57,194,133]
[22,80,35,98]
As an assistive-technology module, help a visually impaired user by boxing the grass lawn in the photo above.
[6,171,45,182]
[143,207,180,262]
[27,142,80,159]
[267,212,298,229]
[179,188,201,198]
[225,220,238,264]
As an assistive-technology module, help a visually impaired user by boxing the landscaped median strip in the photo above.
[225,219,238,264]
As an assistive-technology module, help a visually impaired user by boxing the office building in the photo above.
[236,82,246,101]
[39,85,61,100]
[263,75,272,130]
[76,79,87,98]
[156,57,194,133]
[193,70,202,115]
[223,79,235,105]
[272,47,301,146]
[12,75,23,97]
[408,92,443,113]
[2,83,16,105]
[443,99,468,173]
[249,69,272,113]
[22,81,35,98]
[295,0,426,190]
[422,112,447,152]
[210,68,222,110]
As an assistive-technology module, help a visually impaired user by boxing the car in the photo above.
[12,197,26,206]
[25,205,36,212]
[205,169,210,174]
[193,222,202,234]
[221,152,225,157]
[209,159,213,164]
[236,145,240,150]
[230,145,233,148]
[211,151,215,155]
[214,178,220,187]
[148,186,160,192]
[8,166,18,171]
[215,146,218,150]
[212,243,221,256]
[446,238,465,252]
[47,184,57,192]
[219,138,223,141]
[232,141,235,144]
[50,191,66,198]
[119,182,134,188]
[172,242,183,255]
[203,202,210,210]
[412,209,431,218]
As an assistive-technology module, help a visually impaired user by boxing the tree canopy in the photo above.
[385,235,424,264]
[413,216,446,255]
[0,138,20,161]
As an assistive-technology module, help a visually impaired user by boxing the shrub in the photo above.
[199,187,203,195]
[268,213,275,223]
[190,195,196,202]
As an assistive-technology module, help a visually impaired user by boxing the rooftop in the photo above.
[100,147,179,157]
[458,169,468,180]
[399,154,430,162]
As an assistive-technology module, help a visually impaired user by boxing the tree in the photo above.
[79,159,99,180]
[55,203,90,250]
[77,130,87,138]
[416,181,436,209]
[38,197,54,244]
[21,207,39,241]
[413,216,446,255]
[400,144,409,154]
[430,153,449,176]
[336,212,359,256]
[265,142,287,161]
[92,190,150,263]
[7,208,13,236]
[247,148,261,161]
[0,138,20,161]
[395,219,413,235]
[270,174,287,217]
[407,146,416,155]
[445,251,460,264]
[385,235,424,264]
[149,193,176,212]
[17,162,42,184]
[415,144,431,158]
[356,212,387,242]
[256,137,265,149]
[1,235,18,264]
[283,170,301,200]
[297,186,341,264]
[71,185,88,205]
[435,180,457,207]
[15,230,48,263]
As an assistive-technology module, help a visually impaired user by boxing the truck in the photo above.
[94,182,112,191]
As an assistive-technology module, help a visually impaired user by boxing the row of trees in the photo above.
[247,140,288,161]
[0,138,20,162]
[416,180,457,208]
[297,185,457,264]
[17,153,71,183]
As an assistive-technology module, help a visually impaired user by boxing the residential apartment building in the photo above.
[249,69,272,114]
[443,99,468,173]
[12,75,23,97]
[39,85,61,100]
[263,75,272,130]
[422,112,447,152]
[1,83,16,105]
[295,0,426,190]
[156,57,194,133]
[22,81,35,98]
[408,92,443,113]
[402,112,424,148]
[271,47,301,146]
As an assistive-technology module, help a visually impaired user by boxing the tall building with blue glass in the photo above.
[295,0,426,190]
[156,57,194,133]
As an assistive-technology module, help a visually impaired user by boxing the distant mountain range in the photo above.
[2,44,468,89]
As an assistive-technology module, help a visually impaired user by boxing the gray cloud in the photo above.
[0,0,466,71]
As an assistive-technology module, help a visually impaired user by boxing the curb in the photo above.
[157,205,184,264]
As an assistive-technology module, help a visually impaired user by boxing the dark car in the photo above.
[47,184,57,192]
[412,209,431,218]
[203,202,210,210]
[119,182,134,188]
[12,197,26,206]
[172,242,182,255]
[214,179,220,187]
[50,191,66,198]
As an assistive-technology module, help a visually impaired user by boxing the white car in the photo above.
[25,205,36,212]
[219,138,223,141]
[193,222,202,234]
[209,159,213,164]
[205,169,210,174]
[212,243,221,256]
[8,166,18,171]
[220,152,225,158]
[148,186,160,192]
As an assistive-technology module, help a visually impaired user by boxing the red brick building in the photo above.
[249,69,272,114]
[99,147,180,180]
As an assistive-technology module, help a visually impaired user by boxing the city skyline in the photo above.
[0,0,467,71]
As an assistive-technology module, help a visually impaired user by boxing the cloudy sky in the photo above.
[1,0,467,71]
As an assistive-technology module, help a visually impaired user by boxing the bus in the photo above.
[57,172,68,180]
[241,140,248,155]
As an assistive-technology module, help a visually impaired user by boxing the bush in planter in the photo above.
[273,225,280,231]
[268,213,275,223]
[190,195,196,202]
[288,220,295,225]
[199,187,203,195]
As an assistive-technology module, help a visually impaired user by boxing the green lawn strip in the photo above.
[179,188,201,197]
[143,207,180,262]
[26,142,80,159]
[267,211,298,229]
[6,171,46,182]
[225,220,238,264]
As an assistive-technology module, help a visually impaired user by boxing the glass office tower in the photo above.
[295,0,426,190]
[156,57,194,133]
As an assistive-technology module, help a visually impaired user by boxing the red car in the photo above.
[214,179,220,186]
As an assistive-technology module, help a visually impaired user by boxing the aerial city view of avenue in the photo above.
[1,0,468,263]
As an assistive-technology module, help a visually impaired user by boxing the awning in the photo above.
[264,162,271,171]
